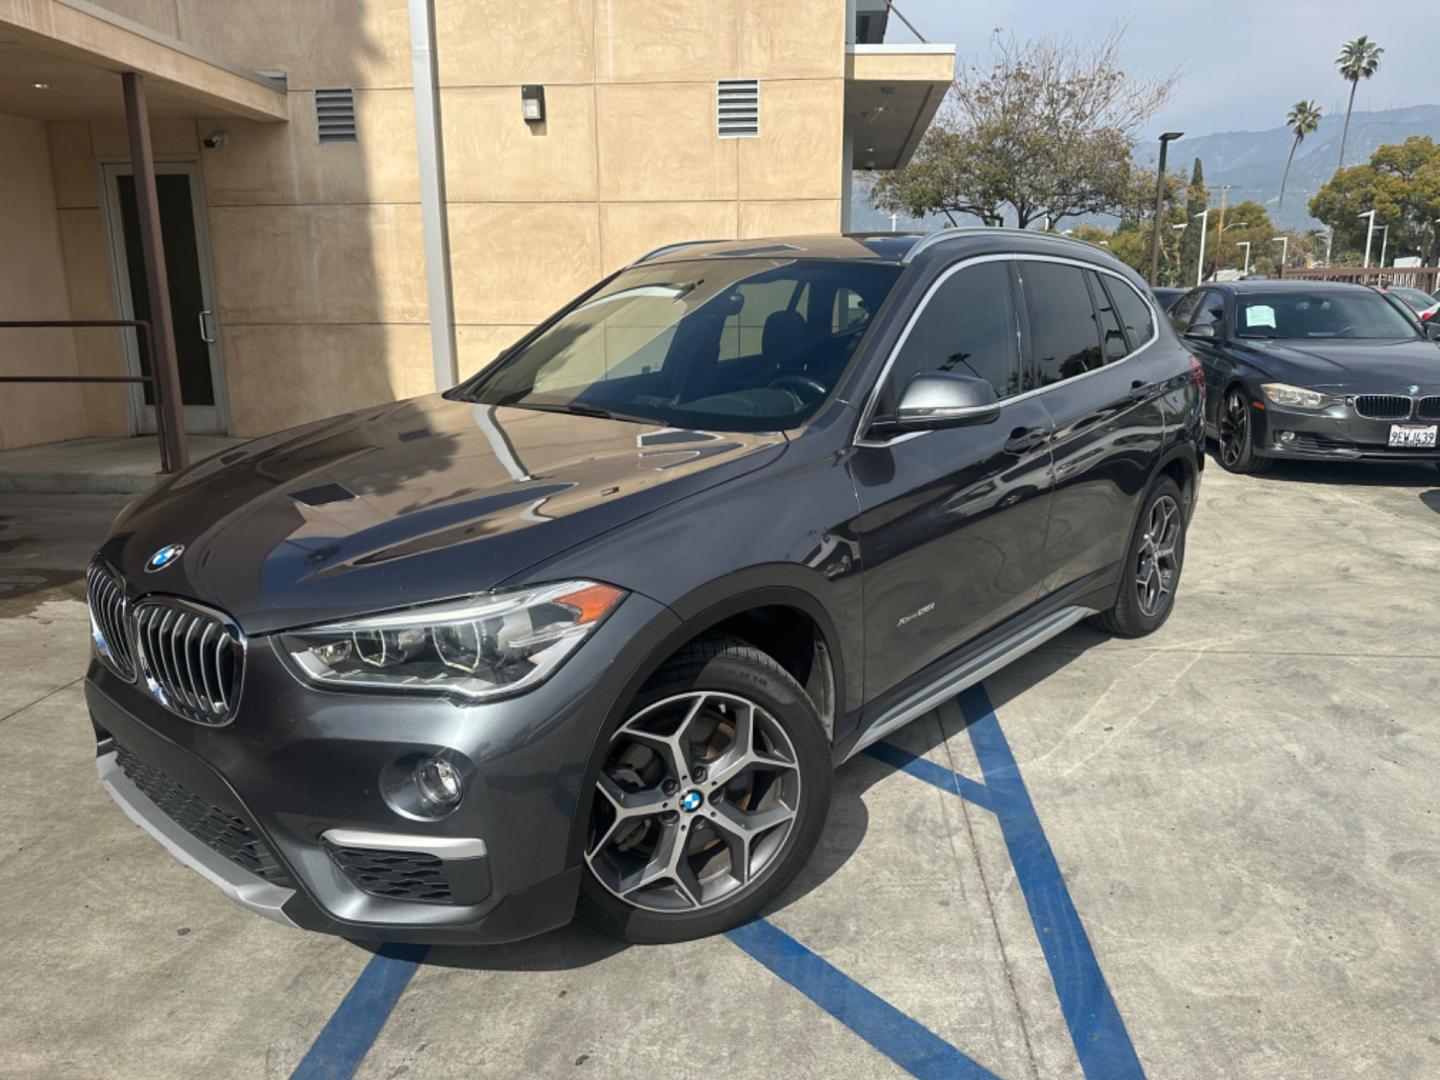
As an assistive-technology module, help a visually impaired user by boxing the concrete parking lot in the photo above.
[3,459,1439,1079]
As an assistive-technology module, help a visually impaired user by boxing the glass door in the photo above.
[102,162,228,435]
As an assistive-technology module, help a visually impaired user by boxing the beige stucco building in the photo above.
[0,0,952,454]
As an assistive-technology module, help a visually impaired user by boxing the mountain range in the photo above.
[852,105,1440,234]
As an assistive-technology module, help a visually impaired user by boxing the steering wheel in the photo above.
[768,374,828,402]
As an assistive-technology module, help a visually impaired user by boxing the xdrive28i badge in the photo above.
[145,543,185,572]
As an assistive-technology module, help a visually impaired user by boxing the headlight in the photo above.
[1261,383,1333,409]
[280,581,625,700]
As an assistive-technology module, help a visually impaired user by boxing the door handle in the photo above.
[1128,379,1150,402]
[198,309,216,343]
[1004,426,1050,454]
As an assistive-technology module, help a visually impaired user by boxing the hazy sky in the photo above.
[891,1,1438,138]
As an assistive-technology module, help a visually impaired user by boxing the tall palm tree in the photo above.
[1278,100,1321,213]
[1335,36,1383,171]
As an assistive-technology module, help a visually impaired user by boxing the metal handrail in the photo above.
[0,319,187,473]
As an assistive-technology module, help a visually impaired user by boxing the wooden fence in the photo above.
[1279,265,1440,292]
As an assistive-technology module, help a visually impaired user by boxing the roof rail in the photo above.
[902,226,1106,264]
[630,239,725,266]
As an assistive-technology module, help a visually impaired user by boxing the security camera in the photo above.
[201,130,230,150]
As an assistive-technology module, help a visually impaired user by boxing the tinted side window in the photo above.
[1087,271,1128,363]
[888,261,1022,405]
[1109,279,1156,350]
[1168,290,1202,334]
[1020,261,1102,386]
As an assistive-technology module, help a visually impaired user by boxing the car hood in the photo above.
[1233,337,1440,392]
[102,395,787,633]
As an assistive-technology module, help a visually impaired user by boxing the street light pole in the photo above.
[1148,131,1183,285]
[1194,209,1210,286]
[1237,241,1252,276]
[1377,224,1389,269]
[1271,235,1288,276]
[1360,210,1377,268]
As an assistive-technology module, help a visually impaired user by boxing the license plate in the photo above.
[1388,424,1438,448]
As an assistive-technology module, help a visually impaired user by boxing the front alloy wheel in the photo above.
[586,690,801,913]
[579,637,830,943]
[1216,387,1271,474]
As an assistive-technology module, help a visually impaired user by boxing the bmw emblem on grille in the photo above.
[145,543,185,573]
[679,789,704,813]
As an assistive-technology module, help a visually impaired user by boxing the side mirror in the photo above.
[1185,323,1216,340]
[1425,321,1440,342]
[872,371,1001,436]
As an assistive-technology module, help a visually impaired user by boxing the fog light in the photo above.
[415,757,463,811]
[1278,430,1296,444]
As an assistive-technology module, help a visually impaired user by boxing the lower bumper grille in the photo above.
[324,841,453,904]
[113,743,293,887]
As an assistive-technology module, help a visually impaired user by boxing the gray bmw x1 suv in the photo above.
[86,230,1204,944]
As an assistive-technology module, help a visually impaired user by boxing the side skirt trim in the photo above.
[841,605,1095,761]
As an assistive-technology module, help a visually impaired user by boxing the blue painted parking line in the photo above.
[955,683,1145,1080]
[727,918,1001,1080]
[289,943,429,1080]
[864,739,994,810]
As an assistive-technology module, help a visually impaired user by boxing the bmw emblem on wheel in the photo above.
[679,789,703,813]
[144,543,185,572]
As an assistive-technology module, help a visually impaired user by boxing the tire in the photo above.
[1091,475,1187,638]
[1216,385,1273,474]
[579,636,831,944]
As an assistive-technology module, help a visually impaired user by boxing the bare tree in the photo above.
[872,27,1175,231]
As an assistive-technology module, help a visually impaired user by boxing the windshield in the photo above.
[453,258,901,432]
[1235,290,1421,341]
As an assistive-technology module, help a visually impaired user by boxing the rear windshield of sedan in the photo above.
[455,258,902,432]
[1235,290,1421,340]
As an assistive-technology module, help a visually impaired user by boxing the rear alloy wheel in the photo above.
[1091,475,1188,638]
[1216,386,1272,474]
[580,638,830,943]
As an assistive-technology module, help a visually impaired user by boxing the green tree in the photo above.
[1335,36,1383,171]
[872,28,1175,230]
[1177,158,1207,284]
[1309,136,1440,263]
[1279,100,1321,213]
[1208,200,1274,274]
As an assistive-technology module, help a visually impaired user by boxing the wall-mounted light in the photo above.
[31,82,51,90]
[521,84,545,123]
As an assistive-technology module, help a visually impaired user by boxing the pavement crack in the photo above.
[934,709,1043,1080]
[0,676,82,726]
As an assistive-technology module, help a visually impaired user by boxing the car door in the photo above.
[1017,259,1167,598]
[848,258,1055,703]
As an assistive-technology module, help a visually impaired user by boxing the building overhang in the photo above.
[0,0,287,121]
[845,43,955,170]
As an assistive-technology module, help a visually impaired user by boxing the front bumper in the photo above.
[86,592,678,944]
[1251,402,1440,462]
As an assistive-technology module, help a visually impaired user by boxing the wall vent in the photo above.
[315,88,357,143]
[717,79,759,138]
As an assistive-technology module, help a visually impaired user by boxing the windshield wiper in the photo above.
[513,400,652,424]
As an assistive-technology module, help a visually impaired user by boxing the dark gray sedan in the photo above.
[1170,280,1440,472]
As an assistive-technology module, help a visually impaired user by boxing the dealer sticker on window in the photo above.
[1388,424,1438,448]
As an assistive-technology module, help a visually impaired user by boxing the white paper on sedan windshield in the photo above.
[1245,305,1276,329]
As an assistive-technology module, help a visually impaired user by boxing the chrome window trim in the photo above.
[854,252,1161,448]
